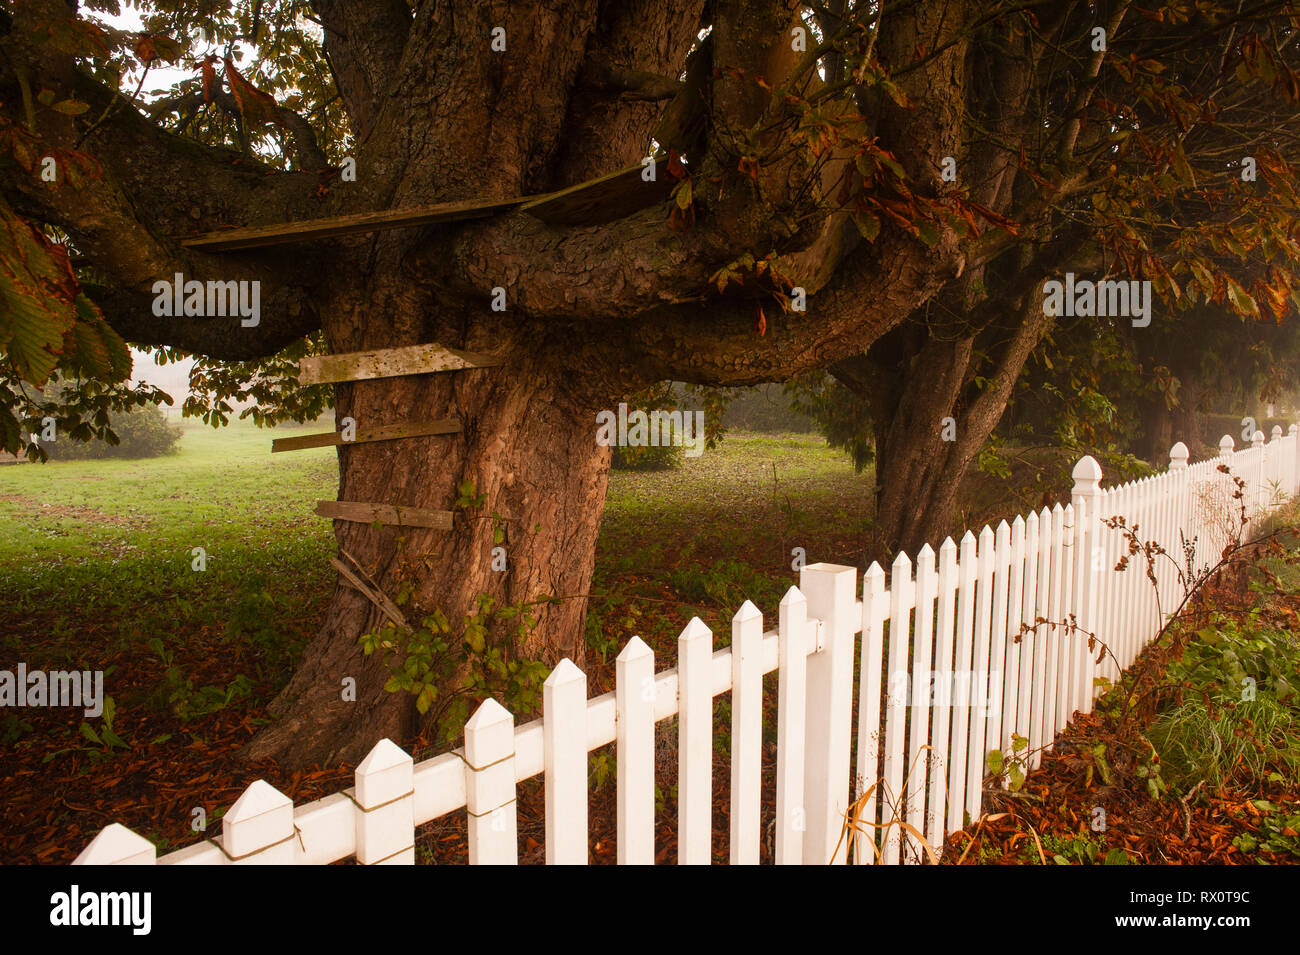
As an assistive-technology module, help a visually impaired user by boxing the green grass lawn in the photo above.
[0,418,870,673]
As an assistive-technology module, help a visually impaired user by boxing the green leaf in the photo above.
[79,722,101,745]
[985,749,1004,774]
[50,99,91,116]
[916,220,940,247]
[853,211,881,241]
[1103,848,1130,865]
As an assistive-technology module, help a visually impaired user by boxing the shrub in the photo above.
[44,403,182,460]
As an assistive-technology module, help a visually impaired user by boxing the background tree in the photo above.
[813,1,1300,556]
[4,0,1300,766]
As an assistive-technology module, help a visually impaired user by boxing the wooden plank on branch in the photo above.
[180,196,534,252]
[271,417,461,453]
[298,343,501,386]
[520,153,672,226]
[315,501,454,530]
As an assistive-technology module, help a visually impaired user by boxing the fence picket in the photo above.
[678,617,713,865]
[966,525,996,822]
[927,538,959,854]
[465,698,517,865]
[544,659,588,864]
[946,532,978,834]
[905,544,937,863]
[615,637,655,865]
[729,601,764,864]
[881,551,913,865]
[853,564,887,864]
[984,521,1012,781]
[777,587,810,865]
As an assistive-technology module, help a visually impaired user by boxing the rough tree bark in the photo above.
[3,0,973,767]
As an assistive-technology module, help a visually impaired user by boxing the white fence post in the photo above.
[800,562,859,865]
[616,636,655,865]
[544,658,588,864]
[354,738,415,865]
[777,586,809,865]
[74,823,156,865]
[465,698,517,865]
[730,600,764,864]
[1070,456,1103,715]
[678,616,713,865]
[223,779,295,864]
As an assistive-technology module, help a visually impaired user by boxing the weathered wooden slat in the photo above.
[314,501,454,530]
[520,153,672,226]
[180,196,533,252]
[298,343,500,386]
[271,417,461,453]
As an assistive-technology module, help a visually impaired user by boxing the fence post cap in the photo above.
[1219,434,1235,453]
[1253,429,1266,447]
[1290,424,1298,435]
[1071,455,1103,489]
[74,823,156,865]
[1169,441,1189,468]
[1272,425,1283,441]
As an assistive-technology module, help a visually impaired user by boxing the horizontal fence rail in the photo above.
[76,428,1300,865]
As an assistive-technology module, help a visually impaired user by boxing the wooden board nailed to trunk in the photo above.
[271,417,461,453]
[315,501,454,531]
[298,343,501,386]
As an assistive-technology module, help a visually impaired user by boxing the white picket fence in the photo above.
[76,426,1300,866]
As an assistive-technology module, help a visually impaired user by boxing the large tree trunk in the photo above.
[247,300,612,768]
[837,291,1055,561]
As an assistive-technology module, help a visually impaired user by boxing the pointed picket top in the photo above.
[961,528,978,547]
[464,697,515,768]
[617,634,653,664]
[1025,509,1039,533]
[891,548,912,575]
[978,524,995,547]
[74,822,156,865]
[864,561,886,583]
[916,541,935,562]
[1052,501,1065,516]
[226,779,291,825]
[939,537,958,568]
[1039,505,1052,523]
[679,616,713,644]
[223,779,293,859]
[733,599,762,626]
[355,738,414,809]
[1253,429,1266,448]
[779,584,808,610]
[996,519,1011,540]
[1012,513,1026,534]
[1071,455,1103,492]
[544,657,586,689]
